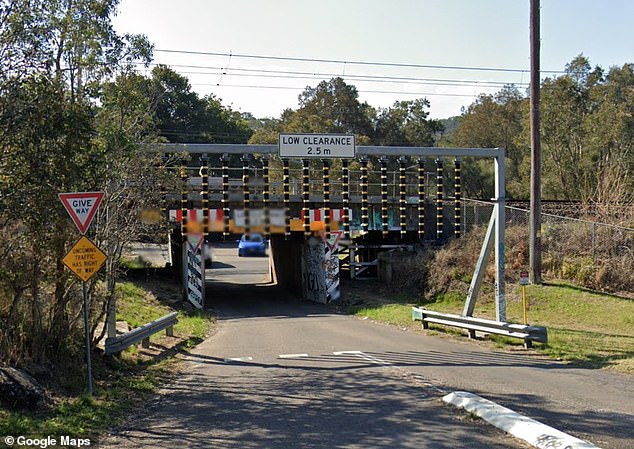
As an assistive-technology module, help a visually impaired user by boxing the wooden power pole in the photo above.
[529,0,542,284]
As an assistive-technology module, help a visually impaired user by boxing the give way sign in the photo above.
[58,192,104,234]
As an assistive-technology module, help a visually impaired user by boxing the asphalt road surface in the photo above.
[102,246,633,449]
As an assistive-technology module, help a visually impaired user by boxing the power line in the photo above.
[154,48,565,75]
[140,62,529,89]
[193,82,487,98]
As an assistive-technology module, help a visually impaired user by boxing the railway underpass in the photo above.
[155,137,507,321]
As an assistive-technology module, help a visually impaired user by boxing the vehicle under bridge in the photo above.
[156,135,507,321]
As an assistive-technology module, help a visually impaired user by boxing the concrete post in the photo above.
[302,236,328,303]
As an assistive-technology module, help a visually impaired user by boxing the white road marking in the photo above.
[223,357,253,363]
[333,350,392,366]
[278,353,309,359]
[333,350,363,356]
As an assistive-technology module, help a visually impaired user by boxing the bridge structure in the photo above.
[155,137,507,322]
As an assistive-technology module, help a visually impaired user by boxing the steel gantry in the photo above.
[156,142,507,321]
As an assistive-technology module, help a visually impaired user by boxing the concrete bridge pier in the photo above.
[269,234,340,303]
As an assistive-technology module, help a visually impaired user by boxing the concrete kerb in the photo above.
[442,391,601,449]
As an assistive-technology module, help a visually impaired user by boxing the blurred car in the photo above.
[237,233,267,257]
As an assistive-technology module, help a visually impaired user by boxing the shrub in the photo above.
[424,222,634,298]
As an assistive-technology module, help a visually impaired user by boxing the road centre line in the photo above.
[278,353,309,359]
[223,357,253,363]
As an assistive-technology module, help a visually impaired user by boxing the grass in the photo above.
[0,278,215,439]
[352,282,634,373]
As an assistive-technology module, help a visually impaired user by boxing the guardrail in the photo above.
[412,307,547,348]
[105,312,178,355]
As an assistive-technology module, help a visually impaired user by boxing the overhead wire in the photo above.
[192,83,487,98]
[136,62,529,89]
[154,48,565,74]
[133,48,545,109]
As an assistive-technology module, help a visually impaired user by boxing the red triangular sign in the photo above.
[323,230,343,252]
[58,192,104,234]
[187,232,204,253]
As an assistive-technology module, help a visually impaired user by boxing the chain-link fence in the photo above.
[463,198,634,294]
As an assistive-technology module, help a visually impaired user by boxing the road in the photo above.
[102,246,633,449]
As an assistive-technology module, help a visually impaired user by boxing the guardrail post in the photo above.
[166,325,174,337]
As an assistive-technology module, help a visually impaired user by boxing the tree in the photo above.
[0,0,156,365]
[146,65,252,143]
[538,55,602,200]
[583,63,634,219]
[452,85,527,198]
[374,98,443,146]
[286,77,375,139]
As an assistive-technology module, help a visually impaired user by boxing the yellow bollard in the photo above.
[519,270,530,325]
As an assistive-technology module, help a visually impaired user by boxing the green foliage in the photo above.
[375,99,443,146]
[452,85,526,198]
[115,282,163,329]
[115,280,214,341]
[0,0,159,366]
[290,77,375,137]
[451,55,634,208]
[354,304,414,328]
[0,278,214,437]
[352,282,634,372]
[248,77,442,148]
[147,65,253,143]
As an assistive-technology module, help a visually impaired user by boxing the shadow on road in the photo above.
[102,367,528,449]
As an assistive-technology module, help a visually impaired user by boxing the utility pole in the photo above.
[529,0,542,284]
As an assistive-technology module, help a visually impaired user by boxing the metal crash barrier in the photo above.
[105,312,178,355]
[412,307,547,349]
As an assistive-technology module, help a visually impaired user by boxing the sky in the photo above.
[111,0,634,120]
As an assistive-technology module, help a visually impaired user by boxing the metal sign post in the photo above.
[82,282,92,395]
[59,193,106,396]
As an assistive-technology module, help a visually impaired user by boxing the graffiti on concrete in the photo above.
[302,237,327,303]
[534,434,574,449]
